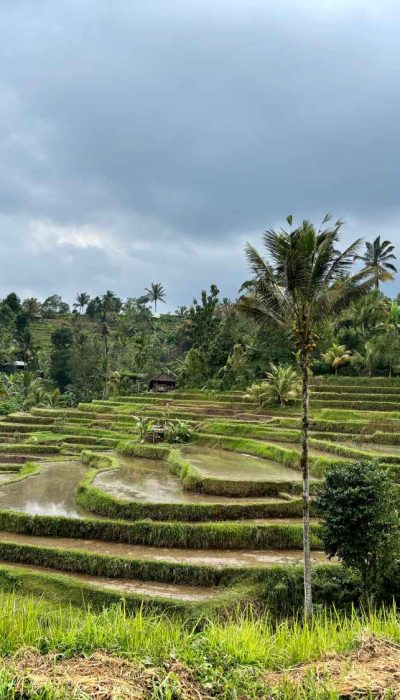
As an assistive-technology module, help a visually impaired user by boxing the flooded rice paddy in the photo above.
[0,448,302,518]
[0,460,91,518]
[93,453,287,503]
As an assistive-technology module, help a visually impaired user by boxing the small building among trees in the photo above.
[149,373,176,393]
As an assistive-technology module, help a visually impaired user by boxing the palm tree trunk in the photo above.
[300,344,312,620]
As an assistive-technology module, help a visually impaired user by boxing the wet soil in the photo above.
[0,561,218,600]
[0,531,328,567]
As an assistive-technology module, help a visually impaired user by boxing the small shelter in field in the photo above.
[149,373,176,393]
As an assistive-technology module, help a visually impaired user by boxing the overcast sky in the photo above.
[0,0,399,309]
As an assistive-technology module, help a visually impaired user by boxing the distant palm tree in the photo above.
[102,290,122,316]
[175,306,188,318]
[239,214,378,619]
[356,236,397,289]
[145,283,166,313]
[74,292,90,314]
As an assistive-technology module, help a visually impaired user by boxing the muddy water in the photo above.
[0,460,91,518]
[94,455,282,504]
[0,531,328,567]
[183,446,302,481]
[0,473,14,485]
[0,562,218,601]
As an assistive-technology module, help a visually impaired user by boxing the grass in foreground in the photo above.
[0,593,399,698]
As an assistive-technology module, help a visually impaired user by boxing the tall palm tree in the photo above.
[356,236,397,289]
[145,282,166,313]
[239,214,378,619]
[100,321,111,358]
[73,292,90,314]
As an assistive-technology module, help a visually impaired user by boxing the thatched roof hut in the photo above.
[149,373,176,392]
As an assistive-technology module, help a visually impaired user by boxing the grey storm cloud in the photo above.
[0,0,400,307]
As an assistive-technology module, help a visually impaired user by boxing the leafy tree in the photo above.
[321,342,352,374]
[178,347,207,387]
[42,294,70,317]
[73,292,91,314]
[188,285,220,356]
[239,214,377,617]
[85,296,103,319]
[15,311,36,363]
[22,297,42,320]
[316,460,400,602]
[356,235,397,289]
[145,282,166,313]
[3,292,21,313]
[69,329,104,401]
[219,343,249,389]
[50,326,73,390]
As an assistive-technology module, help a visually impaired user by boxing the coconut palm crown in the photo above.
[145,282,166,313]
[239,214,379,618]
[74,292,90,314]
[356,235,397,289]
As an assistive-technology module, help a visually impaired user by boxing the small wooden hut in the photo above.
[149,372,176,393]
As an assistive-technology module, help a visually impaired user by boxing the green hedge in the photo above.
[0,509,321,549]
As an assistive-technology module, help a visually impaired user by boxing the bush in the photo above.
[316,460,400,601]
[244,364,300,408]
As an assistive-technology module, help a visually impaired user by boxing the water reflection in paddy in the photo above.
[0,460,91,518]
[94,454,281,504]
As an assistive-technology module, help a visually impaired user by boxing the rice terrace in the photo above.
[1,291,400,697]
[1,2,400,697]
